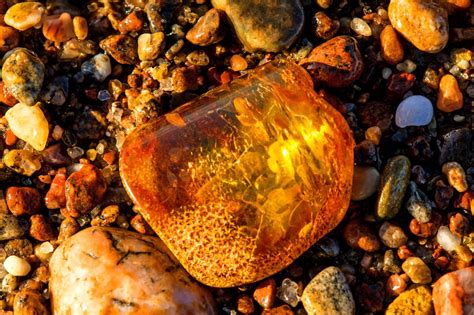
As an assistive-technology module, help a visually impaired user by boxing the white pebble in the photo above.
[382,67,392,80]
[3,255,31,276]
[436,226,461,252]
[350,18,372,37]
[396,59,417,73]
[81,54,111,82]
[395,95,433,128]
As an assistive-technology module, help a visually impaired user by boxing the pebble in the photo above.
[365,126,382,145]
[409,212,441,238]
[0,26,19,52]
[350,17,372,37]
[0,214,25,240]
[237,295,255,314]
[351,166,380,201]
[387,72,416,99]
[253,278,276,309]
[211,0,304,52]
[386,285,433,315]
[5,187,41,216]
[451,48,472,70]
[388,0,449,53]
[42,12,75,43]
[2,48,45,105]
[81,54,112,82]
[262,305,294,315]
[442,162,468,192]
[312,11,339,39]
[229,54,248,71]
[343,219,381,252]
[72,16,88,40]
[99,35,138,64]
[380,25,404,65]
[301,266,355,315]
[433,267,474,315]
[4,2,45,31]
[276,278,300,307]
[117,10,144,34]
[65,164,107,217]
[406,182,432,223]
[299,36,364,88]
[443,0,472,10]
[376,155,411,220]
[3,255,30,276]
[378,222,408,248]
[4,239,33,258]
[396,59,417,73]
[437,225,461,252]
[3,149,42,176]
[13,289,49,315]
[42,144,71,166]
[449,213,469,236]
[386,274,408,296]
[402,257,432,284]
[5,103,49,151]
[0,81,18,106]
[185,8,224,46]
[137,32,165,61]
[316,0,333,9]
[29,214,55,241]
[437,74,463,112]
[438,128,472,170]
[395,95,433,128]
[49,227,216,314]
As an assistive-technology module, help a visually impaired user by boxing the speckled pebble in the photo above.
[386,285,433,315]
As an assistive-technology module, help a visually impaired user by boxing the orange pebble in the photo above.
[102,151,116,165]
[230,55,248,71]
[437,74,463,112]
[380,25,404,65]
[4,129,16,146]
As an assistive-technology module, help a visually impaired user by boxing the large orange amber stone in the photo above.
[120,61,354,287]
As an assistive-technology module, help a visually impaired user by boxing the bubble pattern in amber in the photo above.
[120,61,354,287]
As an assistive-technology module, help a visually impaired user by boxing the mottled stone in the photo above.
[211,0,304,52]
[6,187,41,216]
[402,257,432,284]
[388,0,449,53]
[386,286,433,315]
[343,219,381,252]
[254,278,276,309]
[99,35,138,65]
[299,36,364,88]
[378,222,407,248]
[14,289,48,315]
[0,214,25,240]
[4,2,45,31]
[186,8,225,46]
[433,267,473,315]
[49,227,217,314]
[301,266,355,315]
[120,61,354,287]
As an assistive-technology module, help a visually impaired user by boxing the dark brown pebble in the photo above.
[29,214,56,241]
[99,34,138,64]
[343,219,381,252]
[6,187,41,216]
[312,11,339,39]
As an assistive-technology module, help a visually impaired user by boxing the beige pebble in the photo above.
[73,16,88,40]
[4,2,45,31]
[442,162,468,192]
[137,32,165,61]
[3,255,31,276]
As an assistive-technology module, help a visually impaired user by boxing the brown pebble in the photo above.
[386,72,415,99]
[186,8,224,46]
[312,11,339,39]
[262,305,294,315]
[45,171,67,209]
[42,13,75,43]
[440,0,471,10]
[0,25,18,52]
[13,289,48,315]
[91,205,120,227]
[378,222,408,248]
[380,25,404,65]
[102,151,116,165]
[6,187,41,216]
[237,295,254,314]
[58,217,79,242]
[0,81,18,106]
[449,213,469,236]
[29,215,55,241]
[343,219,381,252]
[4,129,17,146]
[229,55,248,71]
[409,212,442,238]
[72,16,88,40]
[437,74,463,112]
[300,36,364,88]
[118,10,144,34]
[130,213,154,235]
[171,66,201,93]
[386,274,408,296]
[99,35,138,65]
[253,278,276,309]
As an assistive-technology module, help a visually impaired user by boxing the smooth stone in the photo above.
[186,8,225,46]
[0,214,26,241]
[137,32,165,61]
[211,0,304,52]
[376,155,411,220]
[343,219,381,252]
[49,227,217,314]
[4,2,45,31]
[351,166,380,201]
[402,257,432,284]
[386,286,433,315]
[301,266,355,315]
[380,25,404,65]
[437,74,463,112]
[299,36,364,88]
[3,255,31,276]
[378,222,407,248]
[438,128,473,169]
[395,95,434,128]
[406,182,432,223]
[388,0,449,53]
[436,225,461,252]
[433,267,474,315]
[2,48,45,105]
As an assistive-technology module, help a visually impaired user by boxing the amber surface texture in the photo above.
[120,61,354,287]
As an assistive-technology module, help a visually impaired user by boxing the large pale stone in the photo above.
[120,61,354,287]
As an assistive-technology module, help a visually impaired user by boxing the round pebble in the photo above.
[4,2,45,31]
[351,166,380,201]
[3,255,31,276]
[137,32,165,61]
[380,25,404,65]
[402,257,432,284]
[437,74,463,113]
[379,222,408,248]
[81,54,112,82]
[395,95,434,128]
[437,225,461,252]
[350,18,372,37]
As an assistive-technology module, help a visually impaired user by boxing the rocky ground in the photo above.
[0,0,471,314]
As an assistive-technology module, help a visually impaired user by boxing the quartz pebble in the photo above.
[437,225,461,252]
[437,74,463,112]
[351,166,380,201]
[380,25,404,65]
[4,2,45,31]
[81,54,112,82]
[3,255,30,276]
[406,182,432,223]
[42,13,75,43]
[185,8,224,46]
[137,32,165,61]
[3,150,42,176]
[442,162,468,192]
[433,267,474,315]
[49,227,216,314]
[386,286,433,315]
[301,266,355,315]
[402,257,432,284]
[277,278,300,307]
[0,214,25,240]
[378,222,408,248]
[73,16,88,40]
[2,48,45,105]
[5,103,49,151]
[350,18,372,37]
[395,95,433,128]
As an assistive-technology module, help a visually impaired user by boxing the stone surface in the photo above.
[388,0,448,53]
[13,289,48,315]
[442,161,468,192]
[0,26,19,52]
[343,219,381,252]
[301,266,355,315]
[0,213,25,240]
[2,49,45,105]
[376,155,411,220]
[437,74,463,112]
[44,172,67,209]
[380,25,404,65]
[3,150,41,176]
[186,8,225,46]
[406,182,432,223]
[351,166,380,201]
[433,267,474,315]
[395,95,434,128]
[378,222,407,248]
[299,36,364,88]
[99,35,138,64]
[42,13,75,43]
[254,278,276,309]
[386,286,433,315]
[120,61,354,287]
[4,2,45,31]
[211,0,304,52]
[6,187,41,216]
[402,257,432,284]
[49,227,217,314]
[137,32,165,61]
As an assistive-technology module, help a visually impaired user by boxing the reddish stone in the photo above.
[253,278,276,309]
[118,10,144,34]
[0,81,17,106]
[185,8,224,46]
[262,305,294,315]
[130,214,154,235]
[45,172,67,209]
[29,214,56,241]
[343,219,381,252]
[433,267,474,315]
[387,72,415,99]
[6,187,41,216]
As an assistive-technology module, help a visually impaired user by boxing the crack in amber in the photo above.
[120,61,354,287]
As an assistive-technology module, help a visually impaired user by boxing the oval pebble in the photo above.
[395,95,433,128]
[436,225,461,252]
[3,255,31,276]
[351,166,380,201]
[4,2,45,31]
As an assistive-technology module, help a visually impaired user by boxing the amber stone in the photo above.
[120,61,354,287]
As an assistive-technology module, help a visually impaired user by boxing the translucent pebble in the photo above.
[67,146,84,159]
[5,103,49,151]
[3,149,41,176]
[3,255,31,276]
[437,226,461,252]
[276,278,300,307]
[382,67,393,80]
[81,54,111,82]
[97,90,111,101]
[350,18,372,37]
[395,95,433,128]
[396,59,417,73]
[4,2,45,31]
[34,242,54,262]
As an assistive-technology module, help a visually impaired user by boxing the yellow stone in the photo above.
[120,61,354,287]
[386,286,434,315]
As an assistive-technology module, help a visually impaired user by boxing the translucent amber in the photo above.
[120,61,354,287]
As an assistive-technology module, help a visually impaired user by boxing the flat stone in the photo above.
[49,227,217,314]
[211,0,304,52]
[433,267,474,315]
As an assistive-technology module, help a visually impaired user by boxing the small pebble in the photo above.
[5,187,41,216]
[451,48,472,70]
[442,161,468,192]
[186,50,210,66]
[449,213,469,236]
[378,222,408,248]
[402,257,432,284]
[312,11,339,39]
[396,59,417,73]
[137,32,165,61]
[365,126,382,145]
[350,17,372,37]
[380,25,404,65]
[185,8,224,46]
[42,12,75,42]
[3,149,42,176]
[29,214,55,241]
[343,219,381,252]
[3,255,30,276]
[237,295,254,314]
[382,67,393,80]
[73,16,88,40]
[253,278,276,309]
[229,55,248,71]
[437,225,461,252]
[4,2,45,31]
[406,182,432,223]
[316,0,333,9]
[386,274,408,296]
[351,166,380,201]
[0,214,25,240]
[386,285,433,315]
[437,74,463,112]
[81,54,112,82]
[395,95,434,128]
[99,35,138,65]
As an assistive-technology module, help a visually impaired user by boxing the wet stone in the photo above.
[186,8,224,46]
[343,219,381,252]
[386,285,433,315]
[437,74,463,113]
[253,278,276,309]
[137,32,165,61]
[3,150,42,176]
[13,289,49,315]
[42,12,75,43]
[442,162,468,192]
[0,214,26,241]
[395,95,433,128]
[312,11,339,40]
[211,0,304,52]
[45,172,67,210]
[276,278,300,307]
[81,54,112,82]
[433,267,474,314]
[4,239,33,259]
[4,2,45,31]
[29,214,55,241]
[378,222,407,248]
[99,35,138,65]
[380,25,404,65]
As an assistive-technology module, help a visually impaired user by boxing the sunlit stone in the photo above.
[120,61,354,287]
